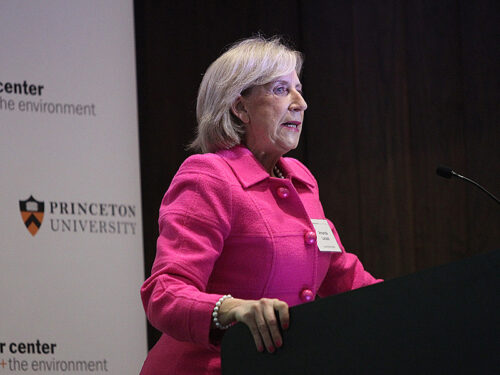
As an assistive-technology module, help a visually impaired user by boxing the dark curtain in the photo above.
[134,0,499,349]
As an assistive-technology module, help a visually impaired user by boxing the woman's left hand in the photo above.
[214,297,289,353]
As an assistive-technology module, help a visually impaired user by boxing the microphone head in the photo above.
[436,165,453,179]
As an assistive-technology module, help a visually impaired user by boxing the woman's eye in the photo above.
[274,86,287,95]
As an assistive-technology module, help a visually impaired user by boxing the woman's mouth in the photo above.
[281,121,301,131]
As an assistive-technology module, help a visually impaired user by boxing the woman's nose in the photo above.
[289,89,307,111]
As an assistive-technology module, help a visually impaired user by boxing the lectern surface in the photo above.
[222,250,499,374]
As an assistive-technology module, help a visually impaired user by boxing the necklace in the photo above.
[273,165,285,179]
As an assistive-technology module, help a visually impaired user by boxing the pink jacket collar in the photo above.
[216,145,315,189]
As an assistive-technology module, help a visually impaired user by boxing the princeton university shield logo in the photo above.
[19,195,45,236]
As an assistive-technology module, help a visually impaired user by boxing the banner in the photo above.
[0,1,147,373]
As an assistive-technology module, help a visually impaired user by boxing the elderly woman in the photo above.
[140,36,380,375]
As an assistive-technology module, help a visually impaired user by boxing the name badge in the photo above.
[311,219,342,252]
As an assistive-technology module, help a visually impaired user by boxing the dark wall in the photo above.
[135,0,499,348]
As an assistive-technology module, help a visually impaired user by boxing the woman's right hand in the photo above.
[214,297,290,353]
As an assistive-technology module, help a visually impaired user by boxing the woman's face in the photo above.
[234,70,307,162]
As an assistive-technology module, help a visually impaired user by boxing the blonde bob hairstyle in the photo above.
[189,36,303,153]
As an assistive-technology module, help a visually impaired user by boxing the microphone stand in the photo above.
[436,165,500,205]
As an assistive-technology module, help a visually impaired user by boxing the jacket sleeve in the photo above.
[317,219,383,297]
[140,155,232,349]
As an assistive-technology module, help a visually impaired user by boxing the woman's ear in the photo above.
[231,96,250,124]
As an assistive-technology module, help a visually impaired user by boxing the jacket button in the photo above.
[300,288,315,302]
[304,230,316,245]
[277,186,290,198]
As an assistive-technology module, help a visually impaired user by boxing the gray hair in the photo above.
[189,36,303,153]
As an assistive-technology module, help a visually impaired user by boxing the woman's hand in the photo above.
[215,297,289,353]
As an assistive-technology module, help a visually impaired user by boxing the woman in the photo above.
[140,36,381,374]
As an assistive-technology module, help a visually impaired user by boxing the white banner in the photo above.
[0,1,147,374]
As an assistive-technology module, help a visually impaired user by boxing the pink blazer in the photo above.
[140,145,380,374]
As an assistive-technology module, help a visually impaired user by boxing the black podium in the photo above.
[221,250,499,374]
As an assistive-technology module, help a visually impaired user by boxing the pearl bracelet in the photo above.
[212,294,233,330]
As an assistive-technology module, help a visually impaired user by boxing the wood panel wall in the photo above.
[135,0,499,348]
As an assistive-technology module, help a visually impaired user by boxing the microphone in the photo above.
[436,165,499,205]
